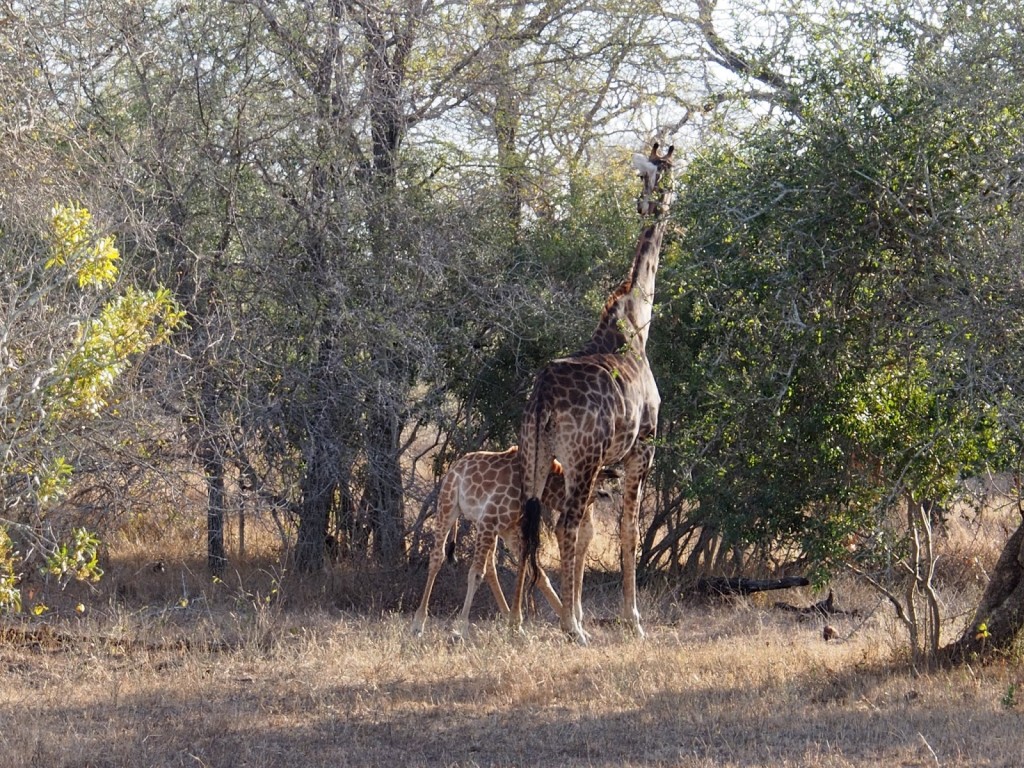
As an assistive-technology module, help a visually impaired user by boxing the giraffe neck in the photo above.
[625,216,668,348]
[579,202,673,357]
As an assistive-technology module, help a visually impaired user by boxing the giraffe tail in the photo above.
[521,497,542,587]
[520,373,550,588]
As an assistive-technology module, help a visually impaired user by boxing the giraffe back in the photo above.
[520,352,658,487]
[442,447,520,529]
[444,447,566,533]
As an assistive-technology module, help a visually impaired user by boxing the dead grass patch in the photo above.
[2,580,1023,768]
[5,483,1023,767]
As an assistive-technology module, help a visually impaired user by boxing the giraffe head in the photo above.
[632,143,675,216]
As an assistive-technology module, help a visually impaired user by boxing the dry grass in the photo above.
[2,559,1024,768]
[2,494,1022,767]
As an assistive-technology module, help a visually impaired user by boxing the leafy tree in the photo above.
[0,202,183,610]
[651,0,1024,665]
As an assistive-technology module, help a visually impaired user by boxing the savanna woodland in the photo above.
[4,0,1024,765]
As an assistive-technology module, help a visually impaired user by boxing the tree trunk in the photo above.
[493,48,523,234]
[203,438,227,577]
[294,437,337,573]
[363,399,405,563]
[330,462,359,559]
[942,513,1024,663]
[293,320,341,574]
[683,525,722,577]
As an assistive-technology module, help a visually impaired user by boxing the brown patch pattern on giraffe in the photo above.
[513,143,676,644]
[411,446,595,637]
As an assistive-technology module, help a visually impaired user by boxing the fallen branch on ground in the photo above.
[696,575,810,596]
[774,589,858,618]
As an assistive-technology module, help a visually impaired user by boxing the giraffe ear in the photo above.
[632,153,657,184]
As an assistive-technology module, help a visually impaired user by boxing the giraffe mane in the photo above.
[601,280,632,317]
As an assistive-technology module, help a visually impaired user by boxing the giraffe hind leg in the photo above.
[531,560,563,617]
[570,505,596,643]
[503,528,562,617]
[556,469,600,645]
[411,476,461,636]
[411,533,450,636]
[484,540,510,614]
[454,530,498,637]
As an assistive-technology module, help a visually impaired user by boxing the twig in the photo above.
[917,732,940,767]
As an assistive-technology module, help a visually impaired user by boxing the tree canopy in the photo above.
[4,0,1024,661]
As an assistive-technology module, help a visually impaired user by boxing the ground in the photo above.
[2,574,1023,768]
[2,485,1020,767]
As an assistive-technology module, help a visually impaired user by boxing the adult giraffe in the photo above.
[513,143,675,644]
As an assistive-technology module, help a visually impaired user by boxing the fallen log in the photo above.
[696,575,810,596]
[774,589,858,618]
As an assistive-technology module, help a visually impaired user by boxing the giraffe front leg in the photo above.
[619,516,644,639]
[620,444,654,638]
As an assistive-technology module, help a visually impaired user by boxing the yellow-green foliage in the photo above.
[0,203,184,612]
[46,203,119,288]
[44,528,103,585]
[47,286,185,417]
[35,456,73,505]
[0,530,22,614]
[42,203,185,418]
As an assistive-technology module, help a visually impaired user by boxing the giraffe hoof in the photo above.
[564,622,590,646]
[575,626,593,645]
[569,630,590,647]
[623,609,645,639]
[621,620,645,639]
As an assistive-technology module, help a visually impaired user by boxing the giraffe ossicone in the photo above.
[513,143,675,645]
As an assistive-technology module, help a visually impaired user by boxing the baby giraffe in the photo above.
[411,446,595,637]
